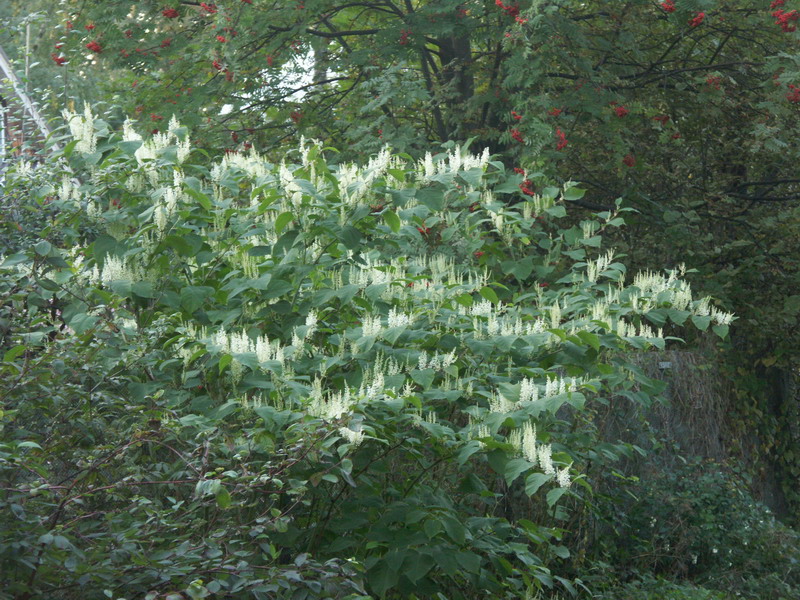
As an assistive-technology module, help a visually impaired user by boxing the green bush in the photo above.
[603,460,800,599]
[0,108,728,599]
[596,576,728,600]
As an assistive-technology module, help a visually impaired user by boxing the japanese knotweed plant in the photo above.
[0,107,732,600]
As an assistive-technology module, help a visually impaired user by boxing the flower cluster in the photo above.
[507,422,572,488]
[62,104,97,154]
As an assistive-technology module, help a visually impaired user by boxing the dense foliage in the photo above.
[0,110,733,597]
[3,0,800,598]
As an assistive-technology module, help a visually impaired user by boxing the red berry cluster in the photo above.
[548,107,562,117]
[773,8,799,32]
[519,179,535,196]
[555,127,567,150]
[162,8,179,18]
[200,3,217,14]
[511,110,522,121]
[689,12,705,27]
[51,54,67,66]
[653,114,670,125]
[623,154,636,167]
[787,84,800,103]
[661,0,676,12]
[495,0,520,19]
[399,29,411,45]
[86,41,102,53]
[510,128,524,143]
[614,105,629,117]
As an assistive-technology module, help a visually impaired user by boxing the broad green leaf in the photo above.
[215,486,231,509]
[383,210,401,233]
[525,472,552,496]
[403,552,433,584]
[3,345,26,362]
[546,486,569,508]
[479,286,499,304]
[274,211,294,235]
[504,457,532,486]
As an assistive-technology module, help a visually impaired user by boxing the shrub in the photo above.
[604,460,800,599]
[0,107,728,599]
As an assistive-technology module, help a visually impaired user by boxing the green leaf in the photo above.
[546,486,569,508]
[545,204,567,218]
[504,457,532,486]
[525,472,552,496]
[3,345,27,362]
[383,210,401,233]
[183,186,212,210]
[181,285,214,313]
[563,186,586,201]
[691,314,711,331]
[219,354,233,375]
[441,515,466,545]
[274,211,294,235]
[410,369,435,390]
[403,552,433,584]
[17,441,43,450]
[34,240,52,256]
[368,558,400,598]
[339,225,363,249]
[215,486,231,508]
[479,286,499,304]
[455,551,481,574]
[118,140,143,156]
[501,257,534,281]
[424,518,443,539]
[132,282,155,298]
[0,253,28,268]
[576,331,600,352]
